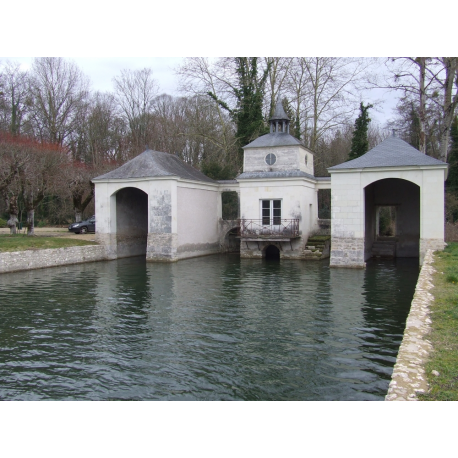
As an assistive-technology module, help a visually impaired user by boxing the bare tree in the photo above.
[18,140,66,235]
[376,58,434,154]
[87,92,127,164]
[176,58,239,163]
[261,57,293,116]
[113,68,159,154]
[371,57,458,159]
[0,132,32,233]
[68,91,127,165]
[0,61,30,135]
[60,159,117,223]
[61,92,123,223]
[430,58,458,161]
[28,57,89,145]
[285,57,313,141]
[297,57,371,151]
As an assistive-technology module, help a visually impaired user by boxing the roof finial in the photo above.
[270,97,290,121]
[269,96,290,134]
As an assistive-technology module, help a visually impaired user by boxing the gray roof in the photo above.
[237,170,316,180]
[93,149,216,183]
[244,132,302,149]
[270,99,290,121]
[328,136,447,171]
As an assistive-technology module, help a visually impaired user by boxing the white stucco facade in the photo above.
[93,109,447,266]
[329,162,447,267]
[93,175,222,262]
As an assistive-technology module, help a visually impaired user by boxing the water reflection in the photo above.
[0,255,418,400]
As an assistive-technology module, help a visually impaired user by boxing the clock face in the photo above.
[265,153,277,166]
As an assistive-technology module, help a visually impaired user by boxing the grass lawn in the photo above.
[0,234,98,252]
[419,242,458,401]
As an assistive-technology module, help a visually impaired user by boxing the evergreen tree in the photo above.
[208,58,271,168]
[281,97,301,140]
[348,102,373,161]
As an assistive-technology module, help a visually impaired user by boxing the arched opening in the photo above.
[223,227,240,253]
[364,178,420,260]
[264,244,280,260]
[115,187,148,258]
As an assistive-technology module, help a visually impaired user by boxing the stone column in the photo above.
[146,183,178,262]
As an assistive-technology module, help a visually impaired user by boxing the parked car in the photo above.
[68,216,96,234]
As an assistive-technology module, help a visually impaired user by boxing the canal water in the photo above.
[0,255,419,401]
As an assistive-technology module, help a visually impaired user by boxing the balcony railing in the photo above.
[238,219,300,239]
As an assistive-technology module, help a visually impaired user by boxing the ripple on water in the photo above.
[0,255,418,400]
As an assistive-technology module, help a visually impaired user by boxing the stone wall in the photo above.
[329,237,365,268]
[240,237,306,259]
[219,219,240,253]
[385,249,436,401]
[243,144,314,176]
[420,238,446,265]
[315,219,331,235]
[146,233,178,261]
[0,245,108,274]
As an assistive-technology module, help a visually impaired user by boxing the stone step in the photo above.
[372,241,396,247]
[304,253,322,260]
[371,241,396,257]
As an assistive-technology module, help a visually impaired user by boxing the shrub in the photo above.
[0,218,7,228]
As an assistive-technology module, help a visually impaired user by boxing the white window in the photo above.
[261,199,281,225]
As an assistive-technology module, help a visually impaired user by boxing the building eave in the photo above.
[92,176,179,184]
[328,164,448,176]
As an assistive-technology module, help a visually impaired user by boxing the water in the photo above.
[0,255,419,401]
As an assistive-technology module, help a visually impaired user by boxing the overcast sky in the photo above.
[2,57,183,96]
[2,2,454,133]
[1,56,399,128]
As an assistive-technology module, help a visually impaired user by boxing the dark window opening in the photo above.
[377,206,396,237]
[222,191,239,220]
[262,199,281,225]
[318,189,331,219]
[265,244,280,260]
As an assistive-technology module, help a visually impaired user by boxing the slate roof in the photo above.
[243,132,303,149]
[270,99,290,121]
[93,149,216,183]
[237,170,316,180]
[328,135,447,171]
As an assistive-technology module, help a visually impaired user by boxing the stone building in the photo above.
[92,102,447,266]
[328,135,448,266]
[236,100,330,259]
[92,150,222,261]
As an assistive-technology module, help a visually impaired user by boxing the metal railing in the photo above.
[238,219,299,238]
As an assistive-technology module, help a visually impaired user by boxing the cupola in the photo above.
[269,99,290,134]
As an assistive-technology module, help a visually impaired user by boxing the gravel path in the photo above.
[0,227,97,242]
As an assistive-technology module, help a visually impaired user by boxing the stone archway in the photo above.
[364,178,420,260]
[222,227,240,253]
[115,187,148,257]
[264,244,280,260]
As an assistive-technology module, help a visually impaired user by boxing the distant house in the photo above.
[93,101,447,267]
